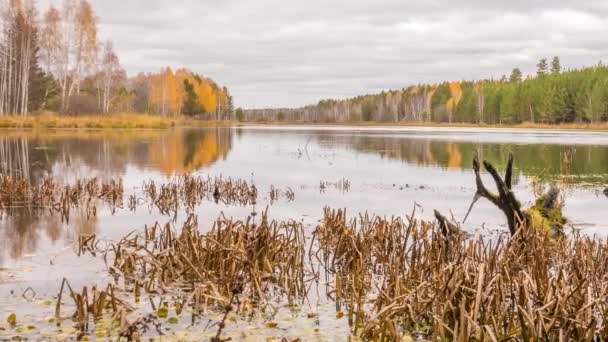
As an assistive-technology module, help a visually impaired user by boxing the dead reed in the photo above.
[312,208,608,341]
[55,278,134,322]
[142,175,258,216]
[107,209,308,313]
[0,175,123,221]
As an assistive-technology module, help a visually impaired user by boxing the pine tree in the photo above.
[551,56,561,74]
[537,59,549,76]
[509,68,523,82]
[182,79,202,116]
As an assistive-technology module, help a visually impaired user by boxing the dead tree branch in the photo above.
[464,152,523,236]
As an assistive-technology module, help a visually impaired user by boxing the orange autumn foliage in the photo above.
[141,67,228,116]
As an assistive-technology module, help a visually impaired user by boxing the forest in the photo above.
[0,0,232,119]
[245,58,608,124]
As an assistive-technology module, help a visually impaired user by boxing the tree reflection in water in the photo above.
[0,128,234,262]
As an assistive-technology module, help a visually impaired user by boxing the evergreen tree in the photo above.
[509,68,523,82]
[235,108,244,122]
[537,58,549,76]
[551,56,561,74]
[181,79,203,116]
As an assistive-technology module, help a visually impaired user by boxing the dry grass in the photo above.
[0,112,235,129]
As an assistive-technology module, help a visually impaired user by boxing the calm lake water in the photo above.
[0,125,607,339]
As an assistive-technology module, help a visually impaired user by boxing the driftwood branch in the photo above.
[464,152,523,236]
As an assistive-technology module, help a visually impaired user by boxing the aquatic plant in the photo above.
[142,174,258,217]
[0,175,123,221]
[107,210,308,309]
[312,208,608,340]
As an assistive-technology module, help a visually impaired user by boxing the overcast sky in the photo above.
[38,0,608,109]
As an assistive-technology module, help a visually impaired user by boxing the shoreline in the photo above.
[241,120,608,132]
[0,113,236,130]
[1,113,607,131]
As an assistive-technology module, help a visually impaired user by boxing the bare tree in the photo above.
[0,0,37,115]
[43,0,98,112]
[97,40,122,113]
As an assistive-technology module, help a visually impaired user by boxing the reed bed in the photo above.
[0,175,123,221]
[44,205,608,341]
[107,210,308,312]
[312,208,608,341]
[141,175,258,216]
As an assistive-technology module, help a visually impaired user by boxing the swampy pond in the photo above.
[0,125,607,341]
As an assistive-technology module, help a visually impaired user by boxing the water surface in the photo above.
[0,125,607,338]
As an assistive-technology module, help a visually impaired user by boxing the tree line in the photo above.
[244,57,608,124]
[0,0,231,118]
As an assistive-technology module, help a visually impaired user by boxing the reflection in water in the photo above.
[0,128,234,180]
[0,138,31,179]
[0,128,233,262]
[318,134,608,184]
[1,127,607,264]
[0,202,99,264]
[150,129,232,175]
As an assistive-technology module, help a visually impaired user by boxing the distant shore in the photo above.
[1,113,607,131]
[241,120,608,131]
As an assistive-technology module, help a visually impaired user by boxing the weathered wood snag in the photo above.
[464,152,523,236]
[463,151,566,237]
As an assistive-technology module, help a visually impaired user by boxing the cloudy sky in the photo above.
[39,0,608,108]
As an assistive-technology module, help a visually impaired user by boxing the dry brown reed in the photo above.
[312,208,608,341]
[55,278,134,321]
[0,175,123,221]
[142,175,258,216]
[107,209,308,313]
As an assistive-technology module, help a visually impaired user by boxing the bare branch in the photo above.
[505,153,514,190]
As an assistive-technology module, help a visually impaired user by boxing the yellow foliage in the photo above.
[448,81,463,106]
[163,67,179,115]
[198,81,217,114]
[446,98,455,113]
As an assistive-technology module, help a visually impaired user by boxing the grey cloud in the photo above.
[37,0,608,108]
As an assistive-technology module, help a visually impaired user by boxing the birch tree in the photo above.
[97,41,122,113]
[0,0,37,115]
